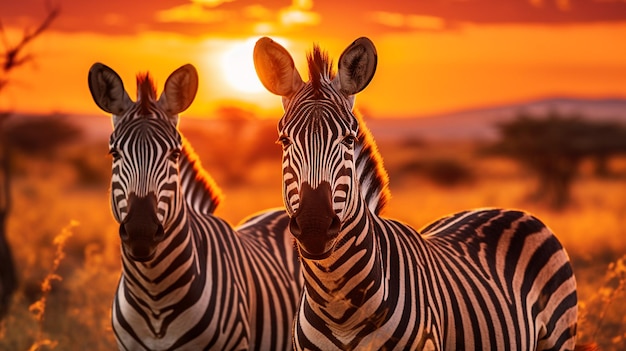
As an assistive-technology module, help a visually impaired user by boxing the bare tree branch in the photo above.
[1,5,60,73]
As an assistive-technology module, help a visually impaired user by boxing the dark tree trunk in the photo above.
[0,211,17,319]
[0,125,17,320]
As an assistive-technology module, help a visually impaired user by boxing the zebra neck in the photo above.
[301,207,387,332]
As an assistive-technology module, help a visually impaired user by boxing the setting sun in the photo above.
[220,38,268,94]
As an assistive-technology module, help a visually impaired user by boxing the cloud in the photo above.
[1,0,625,38]
[279,0,321,27]
[155,3,229,23]
[243,4,273,20]
[368,12,448,31]
[192,0,234,6]
[371,0,626,26]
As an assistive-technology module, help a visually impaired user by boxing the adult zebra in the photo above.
[88,63,302,350]
[254,37,579,350]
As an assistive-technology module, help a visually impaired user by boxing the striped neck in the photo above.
[299,199,386,336]
[117,204,208,339]
[121,204,194,291]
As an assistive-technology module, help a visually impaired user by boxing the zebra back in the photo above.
[419,209,578,350]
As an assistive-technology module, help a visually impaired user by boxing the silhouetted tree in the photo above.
[399,158,474,187]
[0,5,60,320]
[484,111,626,209]
[200,105,278,186]
[582,122,626,177]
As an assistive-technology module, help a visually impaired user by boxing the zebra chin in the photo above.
[290,215,340,260]
[122,240,158,262]
[296,240,336,260]
[119,224,165,262]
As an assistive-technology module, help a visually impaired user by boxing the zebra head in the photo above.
[88,63,198,262]
[254,37,377,259]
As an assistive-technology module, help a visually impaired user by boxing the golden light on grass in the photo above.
[27,220,78,351]
[577,254,626,347]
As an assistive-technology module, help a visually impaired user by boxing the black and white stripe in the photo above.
[88,63,302,350]
[254,37,578,350]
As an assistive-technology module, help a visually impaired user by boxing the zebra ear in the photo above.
[333,37,377,96]
[88,62,133,116]
[159,64,198,116]
[253,37,304,98]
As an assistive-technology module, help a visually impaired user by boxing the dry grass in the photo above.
[26,220,77,351]
[0,138,624,350]
[577,255,626,349]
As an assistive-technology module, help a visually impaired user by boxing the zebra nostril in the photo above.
[154,224,165,241]
[328,215,341,237]
[119,223,129,241]
[289,217,302,237]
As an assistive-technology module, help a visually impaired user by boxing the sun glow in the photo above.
[220,38,270,94]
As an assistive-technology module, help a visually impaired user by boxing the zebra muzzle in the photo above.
[119,193,165,262]
[290,181,341,259]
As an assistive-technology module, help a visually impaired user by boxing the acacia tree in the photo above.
[485,111,626,209]
[0,5,60,320]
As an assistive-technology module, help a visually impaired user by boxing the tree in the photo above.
[0,5,60,320]
[190,105,278,186]
[484,111,626,209]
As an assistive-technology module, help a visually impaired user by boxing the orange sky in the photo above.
[1,0,626,119]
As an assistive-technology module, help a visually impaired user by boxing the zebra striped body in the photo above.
[88,63,302,350]
[294,208,577,350]
[254,37,578,350]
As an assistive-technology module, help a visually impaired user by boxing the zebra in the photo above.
[88,62,302,350]
[253,37,579,350]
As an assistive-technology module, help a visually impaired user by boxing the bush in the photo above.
[399,158,474,187]
[483,112,626,209]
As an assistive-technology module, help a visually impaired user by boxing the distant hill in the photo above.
[366,97,626,141]
[8,96,626,143]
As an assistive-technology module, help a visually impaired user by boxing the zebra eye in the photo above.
[109,149,121,160]
[341,135,357,148]
[169,149,181,162]
[276,136,291,150]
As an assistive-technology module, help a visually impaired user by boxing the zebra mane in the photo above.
[136,73,157,114]
[307,45,335,99]
[179,134,223,215]
[354,110,391,215]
